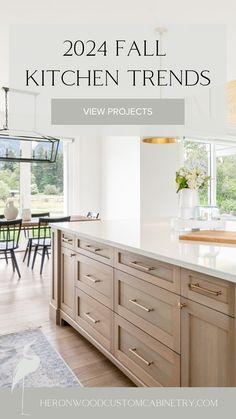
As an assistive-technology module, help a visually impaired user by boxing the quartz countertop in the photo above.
[52,219,236,283]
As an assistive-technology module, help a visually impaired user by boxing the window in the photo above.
[0,140,66,216]
[0,154,20,214]
[184,139,236,216]
[183,140,210,206]
[30,142,64,215]
[216,145,236,215]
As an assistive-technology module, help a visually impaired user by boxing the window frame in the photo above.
[185,137,236,216]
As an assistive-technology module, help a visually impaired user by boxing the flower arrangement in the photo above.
[176,167,210,193]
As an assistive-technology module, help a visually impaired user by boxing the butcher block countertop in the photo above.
[52,219,236,284]
[179,230,236,244]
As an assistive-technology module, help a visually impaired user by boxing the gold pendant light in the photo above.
[142,137,178,144]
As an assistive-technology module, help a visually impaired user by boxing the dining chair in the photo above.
[31,216,71,275]
[86,211,99,219]
[23,212,50,238]
[0,219,22,278]
[23,213,51,266]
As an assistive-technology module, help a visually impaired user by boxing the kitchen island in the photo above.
[50,220,236,387]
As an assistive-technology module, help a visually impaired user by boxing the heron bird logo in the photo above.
[11,340,40,416]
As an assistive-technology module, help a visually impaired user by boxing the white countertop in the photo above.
[53,219,236,283]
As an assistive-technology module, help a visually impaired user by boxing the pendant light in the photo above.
[142,137,178,144]
[0,87,60,163]
[142,28,177,145]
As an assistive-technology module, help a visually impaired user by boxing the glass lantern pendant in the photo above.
[0,87,60,163]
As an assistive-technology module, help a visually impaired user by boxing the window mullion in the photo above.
[210,143,216,206]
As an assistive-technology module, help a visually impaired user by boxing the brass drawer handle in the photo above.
[70,253,76,257]
[129,261,154,272]
[129,348,153,366]
[84,274,101,284]
[85,245,102,252]
[129,299,153,312]
[189,282,222,296]
[62,237,73,243]
[83,312,100,324]
[178,302,187,309]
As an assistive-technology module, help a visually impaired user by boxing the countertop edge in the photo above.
[52,223,236,284]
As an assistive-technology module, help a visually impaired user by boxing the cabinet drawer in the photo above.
[114,315,180,387]
[115,249,180,293]
[75,289,112,351]
[61,231,75,250]
[75,254,113,308]
[115,270,180,353]
[77,238,113,265]
[181,269,236,317]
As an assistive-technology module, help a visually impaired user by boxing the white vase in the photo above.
[178,188,199,219]
[22,208,31,221]
[4,200,19,220]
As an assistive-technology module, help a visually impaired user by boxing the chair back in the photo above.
[0,219,22,251]
[35,216,71,246]
[32,212,50,218]
[87,211,99,219]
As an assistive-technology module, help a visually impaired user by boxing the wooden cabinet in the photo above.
[77,238,113,265]
[115,249,180,293]
[181,268,236,317]
[60,246,76,319]
[75,288,112,351]
[75,253,113,308]
[52,229,236,387]
[114,269,180,353]
[181,297,236,387]
[114,315,180,387]
[61,231,75,250]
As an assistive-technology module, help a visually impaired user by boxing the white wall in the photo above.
[100,136,140,220]
[67,137,101,216]
[1,2,236,221]
[140,142,184,221]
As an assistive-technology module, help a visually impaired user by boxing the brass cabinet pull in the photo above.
[84,274,101,284]
[178,302,187,309]
[129,261,154,272]
[84,312,100,324]
[189,282,222,296]
[62,237,73,243]
[129,299,153,312]
[85,245,102,252]
[129,348,153,366]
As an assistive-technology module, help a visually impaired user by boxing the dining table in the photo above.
[21,215,100,228]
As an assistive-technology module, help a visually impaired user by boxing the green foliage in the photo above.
[184,141,236,214]
[216,154,236,213]
[44,184,59,195]
[31,149,63,193]
[31,183,39,195]
[0,180,10,201]
[176,173,188,193]
[0,146,63,214]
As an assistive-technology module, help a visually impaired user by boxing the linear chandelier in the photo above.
[0,87,60,163]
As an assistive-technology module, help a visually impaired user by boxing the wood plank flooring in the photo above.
[0,253,134,387]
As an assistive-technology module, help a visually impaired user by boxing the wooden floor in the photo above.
[0,252,134,387]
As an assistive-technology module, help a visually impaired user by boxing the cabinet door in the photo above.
[181,298,236,387]
[60,246,76,318]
